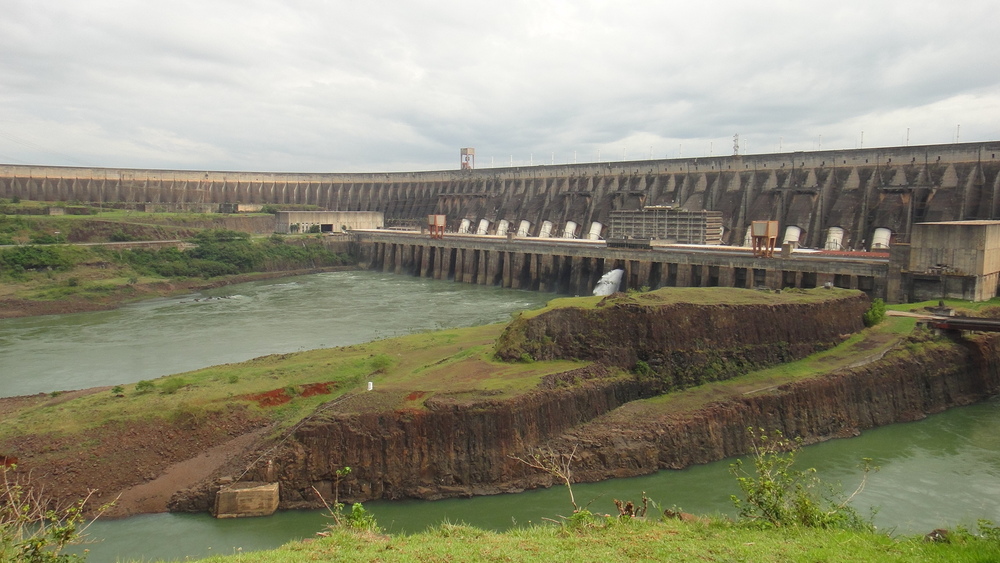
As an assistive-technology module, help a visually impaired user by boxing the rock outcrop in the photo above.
[173,291,1000,512]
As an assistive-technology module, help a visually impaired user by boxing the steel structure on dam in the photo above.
[3,141,1000,251]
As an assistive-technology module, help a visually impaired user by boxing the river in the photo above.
[1,271,998,562]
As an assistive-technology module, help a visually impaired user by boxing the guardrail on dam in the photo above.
[3,141,999,252]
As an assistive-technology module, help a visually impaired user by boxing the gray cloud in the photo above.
[0,0,996,172]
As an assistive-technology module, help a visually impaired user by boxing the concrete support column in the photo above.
[765,269,782,289]
[381,242,390,273]
[501,252,513,288]
[478,250,490,285]
[511,253,526,289]
[537,254,554,291]
[454,249,466,283]
[719,266,735,287]
[466,249,479,284]
[816,272,835,288]
[419,246,431,278]
[635,261,652,289]
[676,264,692,287]
[569,257,585,295]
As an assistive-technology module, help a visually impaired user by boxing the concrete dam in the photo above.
[4,141,1000,302]
[3,142,1000,250]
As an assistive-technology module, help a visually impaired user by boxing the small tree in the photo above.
[511,445,580,511]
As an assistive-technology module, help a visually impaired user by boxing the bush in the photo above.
[863,298,886,327]
[729,428,875,530]
[134,380,155,394]
[109,229,137,242]
[0,246,75,274]
[159,377,190,395]
[1,464,109,562]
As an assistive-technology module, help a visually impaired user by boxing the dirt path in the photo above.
[108,427,271,518]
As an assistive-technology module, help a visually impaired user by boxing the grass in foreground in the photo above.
[188,518,1000,563]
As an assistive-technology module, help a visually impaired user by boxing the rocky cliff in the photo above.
[245,331,1000,511]
[495,289,869,390]
[176,292,1000,512]
[559,332,1000,481]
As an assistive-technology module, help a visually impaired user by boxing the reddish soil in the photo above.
[0,398,272,518]
[244,388,293,407]
[243,382,337,407]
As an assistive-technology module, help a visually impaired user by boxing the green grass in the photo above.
[186,518,1000,563]
[518,286,861,320]
[888,296,1000,315]
[0,322,588,443]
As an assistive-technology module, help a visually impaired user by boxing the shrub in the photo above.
[109,229,137,242]
[134,380,155,394]
[159,377,190,395]
[729,428,875,530]
[369,354,393,372]
[1,465,110,562]
[863,298,886,327]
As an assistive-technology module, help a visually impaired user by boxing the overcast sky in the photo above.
[1,1,997,173]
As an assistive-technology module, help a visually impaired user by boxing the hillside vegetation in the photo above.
[0,201,354,317]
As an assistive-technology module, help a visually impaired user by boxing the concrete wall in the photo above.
[894,221,1000,302]
[213,482,279,518]
[275,211,383,233]
[909,221,1000,276]
[3,142,1000,253]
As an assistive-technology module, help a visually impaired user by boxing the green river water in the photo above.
[1,271,998,562]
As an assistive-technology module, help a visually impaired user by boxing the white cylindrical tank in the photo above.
[744,225,753,247]
[587,222,603,240]
[458,218,471,234]
[562,221,578,239]
[782,225,801,245]
[496,219,510,237]
[539,221,553,238]
[824,227,844,251]
[871,227,892,250]
[476,219,490,235]
[517,220,531,237]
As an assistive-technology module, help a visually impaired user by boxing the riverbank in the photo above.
[0,288,950,517]
[0,265,360,319]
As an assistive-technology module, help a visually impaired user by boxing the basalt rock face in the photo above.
[260,367,647,508]
[559,333,1000,482]
[495,291,870,390]
[231,292,873,510]
[234,330,1000,512]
